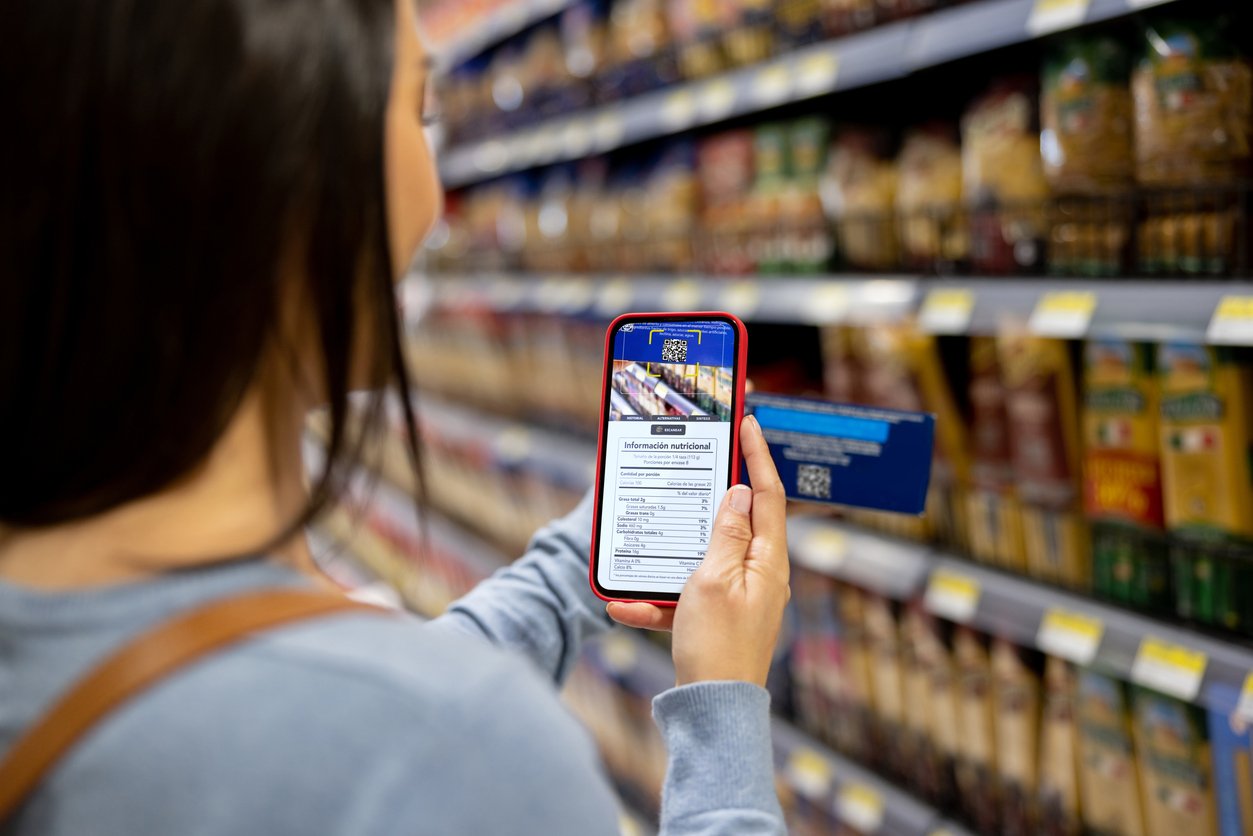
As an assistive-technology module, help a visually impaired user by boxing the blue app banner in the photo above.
[611,319,736,369]
[742,393,935,515]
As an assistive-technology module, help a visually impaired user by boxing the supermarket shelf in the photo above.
[788,514,932,601]
[420,273,920,326]
[424,273,1253,345]
[788,513,1253,717]
[434,0,577,72]
[438,0,1182,187]
[411,394,596,491]
[920,278,1253,343]
[586,630,960,836]
[772,720,958,836]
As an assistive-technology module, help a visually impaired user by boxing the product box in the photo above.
[999,331,1090,588]
[1076,670,1147,836]
[1130,687,1219,836]
[992,639,1043,835]
[899,605,947,805]
[968,335,1027,571]
[835,584,877,763]
[1037,657,1082,836]
[953,626,999,834]
[1158,343,1253,631]
[1083,339,1170,609]
[1205,682,1253,836]
[918,608,961,809]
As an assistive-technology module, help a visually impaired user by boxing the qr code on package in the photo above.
[797,464,832,500]
[661,338,688,363]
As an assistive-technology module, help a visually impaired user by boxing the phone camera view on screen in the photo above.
[596,318,738,598]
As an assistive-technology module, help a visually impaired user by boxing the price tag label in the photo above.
[925,569,981,623]
[836,784,884,833]
[1029,290,1097,338]
[662,278,702,312]
[600,632,639,675]
[807,283,851,323]
[531,126,561,163]
[919,288,975,335]
[1235,672,1253,724]
[1206,295,1253,345]
[785,748,833,800]
[471,140,509,174]
[557,280,594,313]
[1027,0,1091,35]
[488,279,526,310]
[751,63,793,105]
[592,111,625,150]
[795,52,840,97]
[595,278,633,317]
[495,426,533,462]
[720,280,761,318]
[535,277,567,312]
[661,90,697,130]
[1131,636,1208,702]
[1037,608,1104,666]
[698,79,738,122]
[561,120,592,157]
[800,526,849,574]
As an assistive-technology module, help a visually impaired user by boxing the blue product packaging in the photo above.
[743,392,935,515]
[1206,682,1253,836]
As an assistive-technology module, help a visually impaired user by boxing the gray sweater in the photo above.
[0,492,784,834]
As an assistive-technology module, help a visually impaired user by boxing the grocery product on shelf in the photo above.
[863,594,909,781]
[991,639,1042,835]
[1134,14,1251,276]
[1041,35,1135,276]
[1206,682,1253,836]
[697,130,756,274]
[1036,657,1082,836]
[896,124,967,269]
[1076,670,1148,836]
[962,78,1050,274]
[1157,342,1253,633]
[953,626,999,834]
[967,335,1027,571]
[998,331,1089,589]
[821,128,897,271]
[1130,687,1220,836]
[1082,339,1170,611]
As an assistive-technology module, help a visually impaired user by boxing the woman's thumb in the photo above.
[699,485,754,569]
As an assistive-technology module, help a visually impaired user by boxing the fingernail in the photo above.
[729,484,753,513]
[745,414,760,433]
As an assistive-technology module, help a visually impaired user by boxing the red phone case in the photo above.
[589,311,749,606]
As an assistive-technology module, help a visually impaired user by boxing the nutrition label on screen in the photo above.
[610,438,718,584]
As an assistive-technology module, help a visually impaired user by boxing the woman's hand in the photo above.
[606,414,790,687]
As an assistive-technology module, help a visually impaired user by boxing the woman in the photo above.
[0,1,791,833]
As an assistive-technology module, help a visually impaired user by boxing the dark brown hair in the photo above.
[0,0,421,530]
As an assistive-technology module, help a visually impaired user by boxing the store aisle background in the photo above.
[309,1,1253,833]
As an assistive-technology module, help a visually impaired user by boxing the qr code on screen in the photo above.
[661,338,688,363]
[797,464,832,500]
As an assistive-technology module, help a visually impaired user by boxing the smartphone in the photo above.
[590,312,748,604]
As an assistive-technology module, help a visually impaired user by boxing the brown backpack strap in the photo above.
[0,586,383,822]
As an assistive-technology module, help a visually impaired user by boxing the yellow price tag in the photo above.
[1027,0,1090,34]
[786,748,833,800]
[720,281,761,318]
[1037,608,1104,665]
[807,283,851,323]
[919,288,975,335]
[1029,290,1097,338]
[595,278,633,317]
[752,63,792,104]
[795,51,840,96]
[800,526,848,574]
[924,569,981,623]
[661,90,696,129]
[836,784,884,832]
[1131,636,1208,702]
[561,120,591,156]
[663,279,702,312]
[1207,295,1253,345]
[698,79,738,122]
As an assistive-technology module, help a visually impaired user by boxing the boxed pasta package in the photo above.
[1037,657,1082,836]
[953,627,1000,834]
[896,125,966,269]
[967,335,1027,571]
[1082,340,1170,611]
[1076,670,1147,836]
[992,639,1043,835]
[1130,688,1219,836]
[1206,681,1253,836]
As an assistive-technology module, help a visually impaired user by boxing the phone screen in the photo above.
[593,316,741,599]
